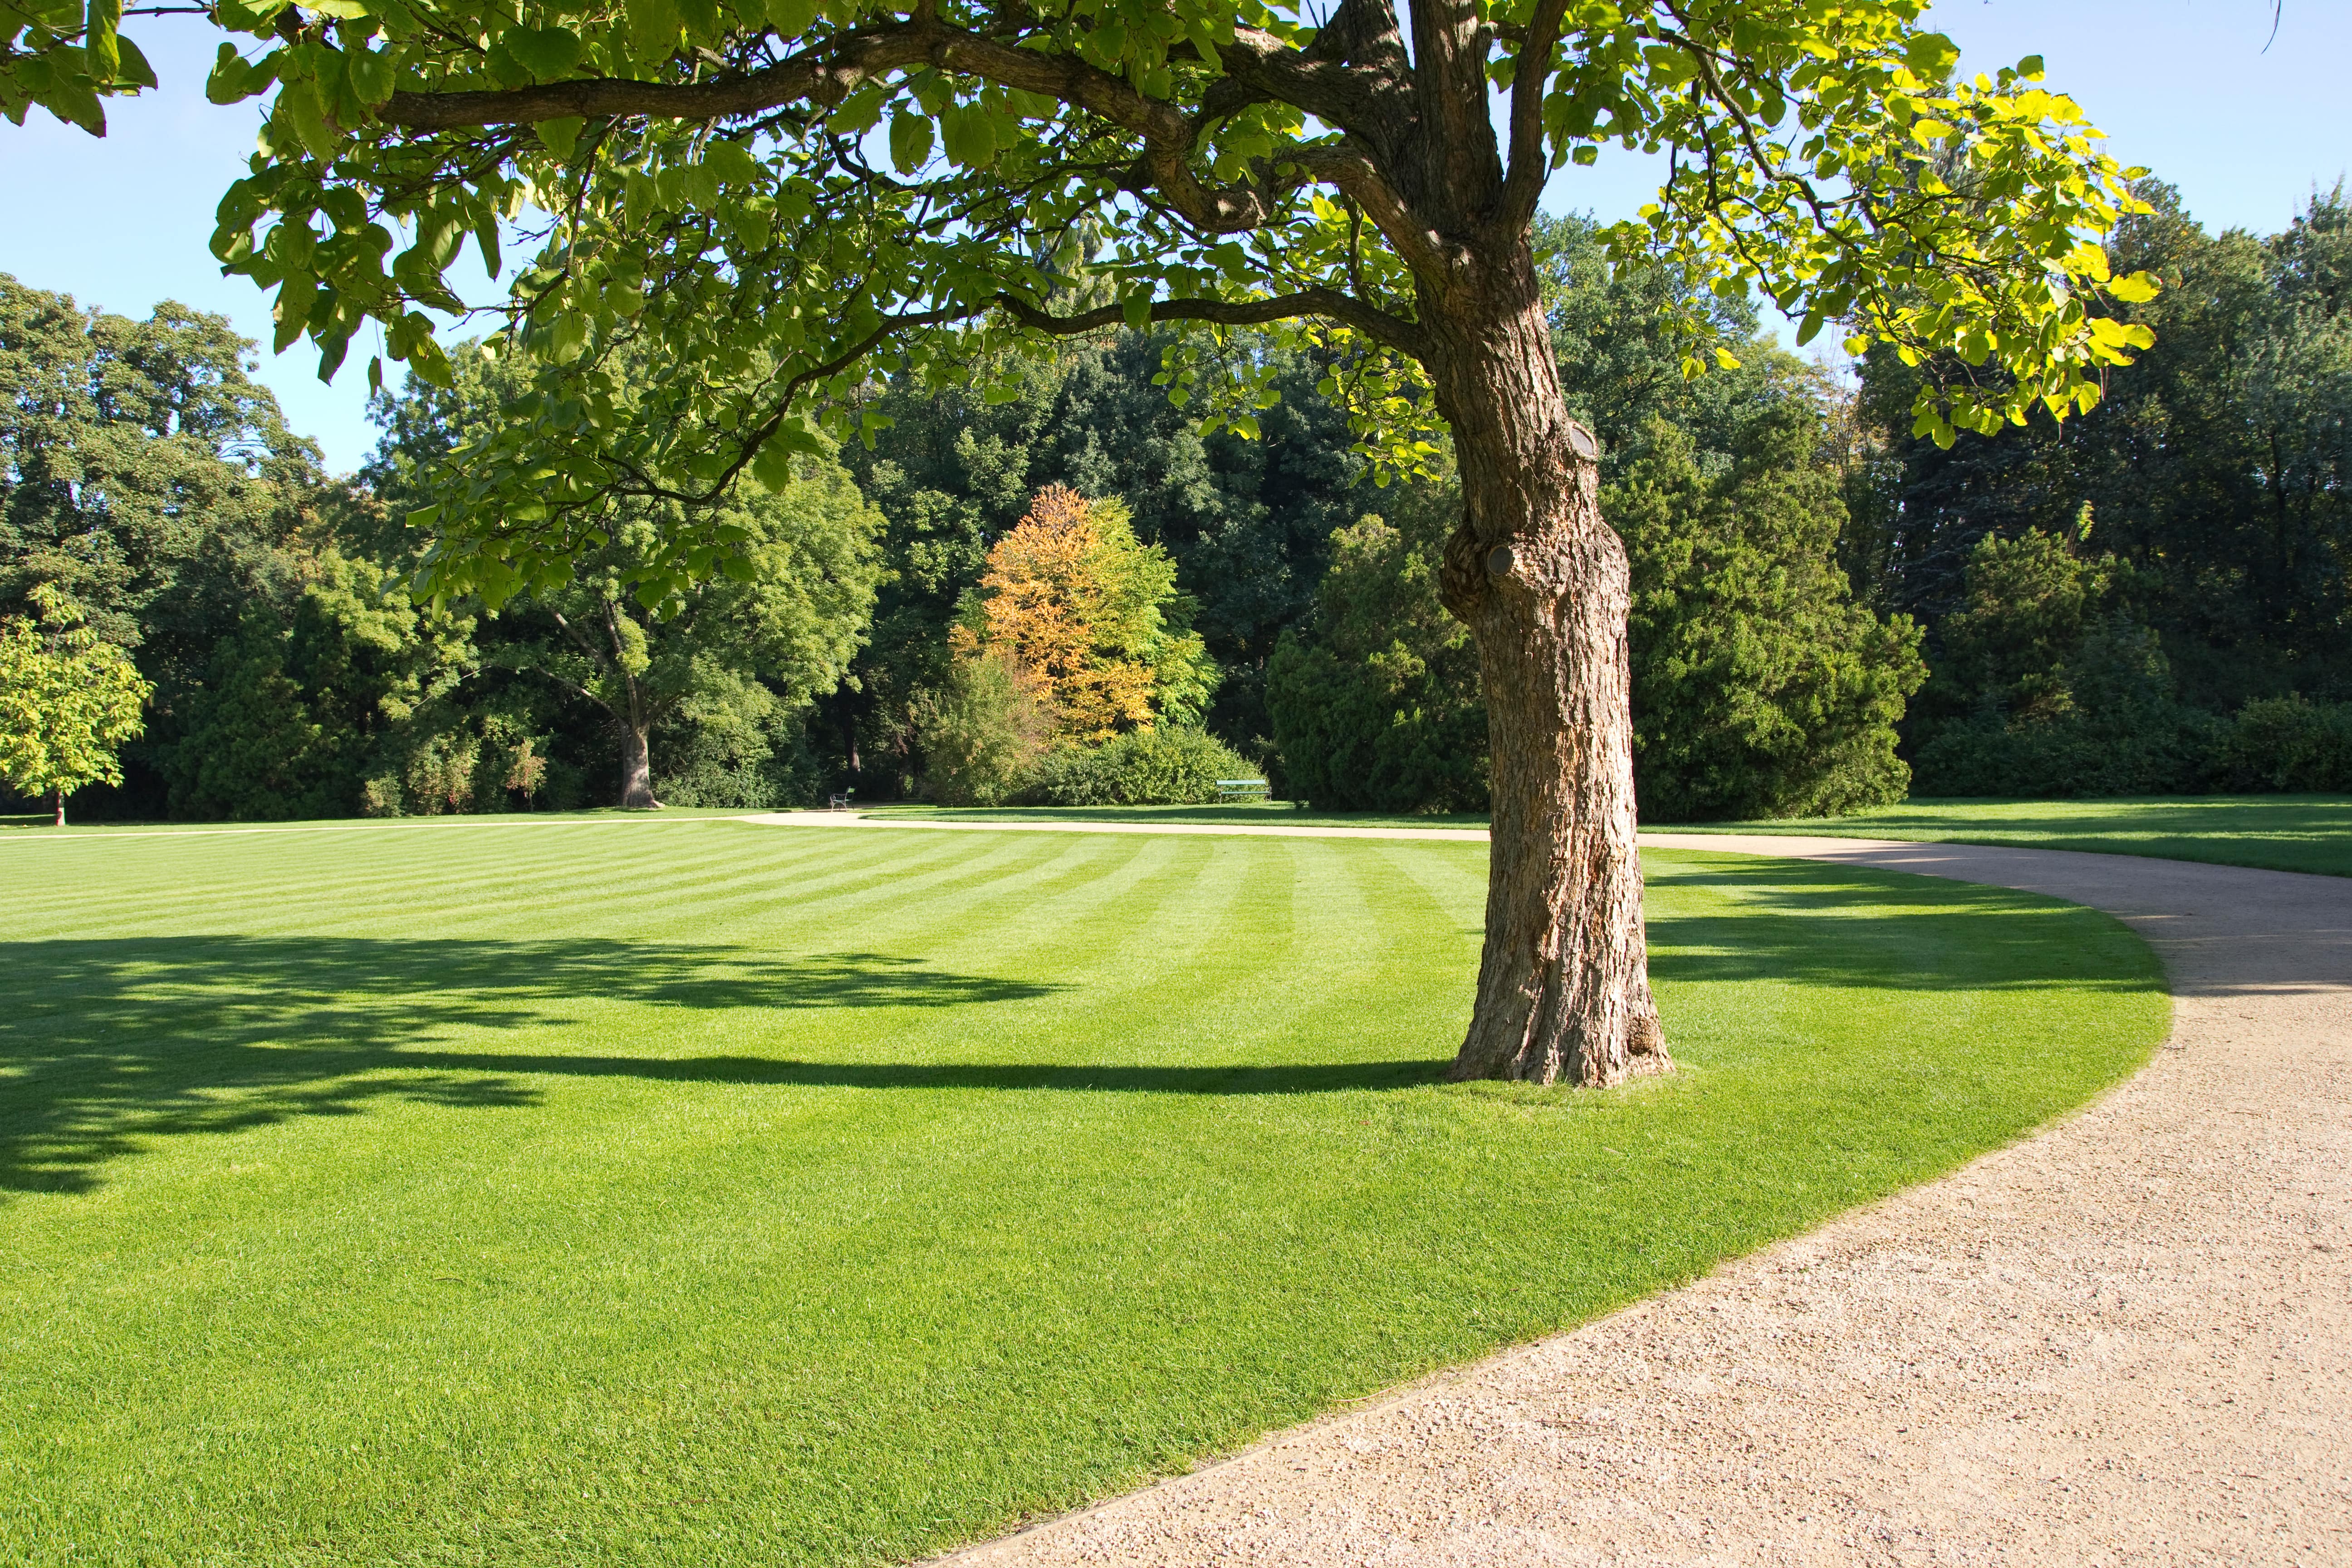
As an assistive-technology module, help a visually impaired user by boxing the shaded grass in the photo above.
[0,821,2164,1566]
[1666,794,2352,877]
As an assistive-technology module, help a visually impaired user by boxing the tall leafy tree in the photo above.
[371,348,884,808]
[161,549,485,819]
[1614,409,1925,820]
[1267,492,1489,813]
[0,275,334,752]
[962,483,1215,740]
[14,0,2151,1087]
[1864,183,2352,711]
[0,585,152,825]
[496,479,882,807]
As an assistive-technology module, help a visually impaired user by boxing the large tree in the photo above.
[0,585,152,825]
[8,0,2150,1085]
[370,347,884,807]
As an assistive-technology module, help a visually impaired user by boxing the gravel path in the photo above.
[884,831,2352,1567]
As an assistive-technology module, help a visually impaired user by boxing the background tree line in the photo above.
[9,183,2349,821]
[1852,181,2352,796]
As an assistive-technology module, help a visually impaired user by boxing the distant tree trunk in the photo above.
[1431,245,1669,1088]
[53,786,65,828]
[620,723,660,809]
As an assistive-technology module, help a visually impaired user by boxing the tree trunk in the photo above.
[619,724,661,809]
[53,787,64,828]
[1429,249,1669,1088]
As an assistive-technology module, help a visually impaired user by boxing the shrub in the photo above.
[2203,697,2352,793]
[1911,707,2216,798]
[654,696,825,808]
[1911,613,2218,798]
[916,651,1051,805]
[1015,727,1255,806]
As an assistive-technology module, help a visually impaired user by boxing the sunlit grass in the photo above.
[0,820,2164,1566]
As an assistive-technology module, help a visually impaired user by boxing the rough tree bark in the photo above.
[1429,244,1669,1088]
[619,722,661,809]
[53,786,64,829]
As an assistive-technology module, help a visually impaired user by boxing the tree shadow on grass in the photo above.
[1644,855,2167,994]
[0,938,1070,1197]
[0,938,1436,1198]
[1,859,2169,1198]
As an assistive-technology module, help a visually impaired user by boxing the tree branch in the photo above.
[381,17,1308,233]
[1497,0,1569,228]
[1287,142,1450,275]
[995,286,1427,357]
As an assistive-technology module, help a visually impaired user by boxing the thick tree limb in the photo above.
[995,287,1428,357]
[1497,0,1570,229]
[383,17,1322,233]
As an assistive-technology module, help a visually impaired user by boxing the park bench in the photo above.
[827,789,855,811]
[1215,778,1269,801]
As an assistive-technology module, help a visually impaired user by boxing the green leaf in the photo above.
[888,110,932,174]
[279,77,343,161]
[83,0,121,84]
[113,35,156,89]
[626,0,680,64]
[204,44,245,104]
[345,45,394,105]
[764,0,817,35]
[937,103,996,167]
[504,27,583,81]
[534,117,583,159]
[1901,31,1959,84]
[831,83,884,135]
[212,0,289,27]
[749,441,796,492]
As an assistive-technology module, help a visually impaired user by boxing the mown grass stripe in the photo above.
[0,828,2165,1568]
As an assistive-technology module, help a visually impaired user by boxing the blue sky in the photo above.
[2,0,2342,473]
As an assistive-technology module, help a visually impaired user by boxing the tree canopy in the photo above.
[8,0,2148,600]
[960,482,1213,740]
[0,584,152,823]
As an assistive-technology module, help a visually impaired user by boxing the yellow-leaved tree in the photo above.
[960,486,1215,744]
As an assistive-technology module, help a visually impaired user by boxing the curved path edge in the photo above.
[839,827,2349,1567]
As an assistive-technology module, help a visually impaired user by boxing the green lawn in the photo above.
[862,799,1492,831]
[1666,794,2352,877]
[876,793,2352,876]
[1,819,2164,1566]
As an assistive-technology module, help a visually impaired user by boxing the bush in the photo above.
[2204,697,2352,792]
[1909,608,2232,798]
[1911,706,2217,798]
[1015,727,1255,806]
[916,651,1050,805]
[654,702,824,808]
